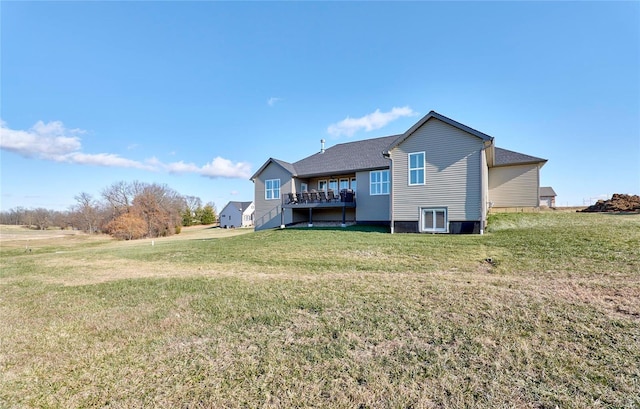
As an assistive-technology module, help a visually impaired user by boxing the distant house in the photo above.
[539,186,557,207]
[219,201,254,228]
[251,110,547,234]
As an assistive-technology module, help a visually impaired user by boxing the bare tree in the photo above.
[72,192,99,233]
[101,181,135,215]
[31,208,51,230]
[50,210,70,230]
[182,195,202,226]
[0,207,26,225]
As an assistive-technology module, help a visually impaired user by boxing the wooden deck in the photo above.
[281,192,356,209]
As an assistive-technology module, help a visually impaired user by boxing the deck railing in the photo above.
[281,190,355,207]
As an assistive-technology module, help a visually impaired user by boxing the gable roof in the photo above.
[250,158,295,181]
[494,147,547,167]
[250,110,547,180]
[540,186,557,197]
[222,201,254,214]
[385,111,494,153]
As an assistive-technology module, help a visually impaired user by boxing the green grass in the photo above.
[1,213,639,408]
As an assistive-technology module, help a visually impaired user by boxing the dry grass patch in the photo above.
[1,213,639,408]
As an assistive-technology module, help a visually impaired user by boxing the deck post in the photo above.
[280,207,285,229]
[341,205,346,228]
[308,207,313,227]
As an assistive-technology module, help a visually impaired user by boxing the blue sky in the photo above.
[1,1,638,211]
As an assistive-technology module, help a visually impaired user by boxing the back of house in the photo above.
[251,110,547,233]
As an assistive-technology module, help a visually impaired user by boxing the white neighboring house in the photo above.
[219,201,255,228]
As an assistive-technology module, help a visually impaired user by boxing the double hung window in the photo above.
[370,170,390,195]
[409,152,425,185]
[265,179,280,200]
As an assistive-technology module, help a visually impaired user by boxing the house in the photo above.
[251,111,547,234]
[219,201,254,228]
[539,186,557,207]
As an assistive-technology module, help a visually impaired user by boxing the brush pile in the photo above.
[580,193,640,213]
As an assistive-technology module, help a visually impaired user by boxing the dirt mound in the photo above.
[581,193,640,213]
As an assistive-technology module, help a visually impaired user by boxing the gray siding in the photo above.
[254,163,293,230]
[390,118,484,222]
[219,205,241,228]
[488,164,540,207]
[354,170,390,221]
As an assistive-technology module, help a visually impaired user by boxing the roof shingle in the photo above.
[540,186,557,197]
[292,135,399,177]
[251,112,547,180]
[494,147,547,166]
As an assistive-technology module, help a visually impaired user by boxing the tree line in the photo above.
[0,181,217,240]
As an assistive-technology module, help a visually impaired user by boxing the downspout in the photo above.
[384,151,394,234]
[536,164,541,209]
[480,142,488,235]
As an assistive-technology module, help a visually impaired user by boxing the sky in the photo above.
[1,1,639,212]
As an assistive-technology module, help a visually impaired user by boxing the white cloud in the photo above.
[166,157,251,179]
[165,161,201,174]
[1,119,252,179]
[327,106,418,137]
[0,120,151,169]
[201,157,252,179]
[65,152,156,170]
[0,120,82,158]
[267,97,282,107]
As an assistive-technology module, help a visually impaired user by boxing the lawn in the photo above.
[1,213,639,408]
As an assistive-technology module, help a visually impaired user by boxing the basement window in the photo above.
[420,207,448,233]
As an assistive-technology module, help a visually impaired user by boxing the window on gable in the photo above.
[265,179,280,200]
[370,170,390,195]
[409,152,425,185]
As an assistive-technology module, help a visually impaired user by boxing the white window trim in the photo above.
[300,182,308,192]
[420,207,448,233]
[265,178,280,200]
[370,170,390,196]
[351,177,357,192]
[328,179,338,192]
[339,178,350,191]
[408,151,426,186]
[318,180,327,192]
